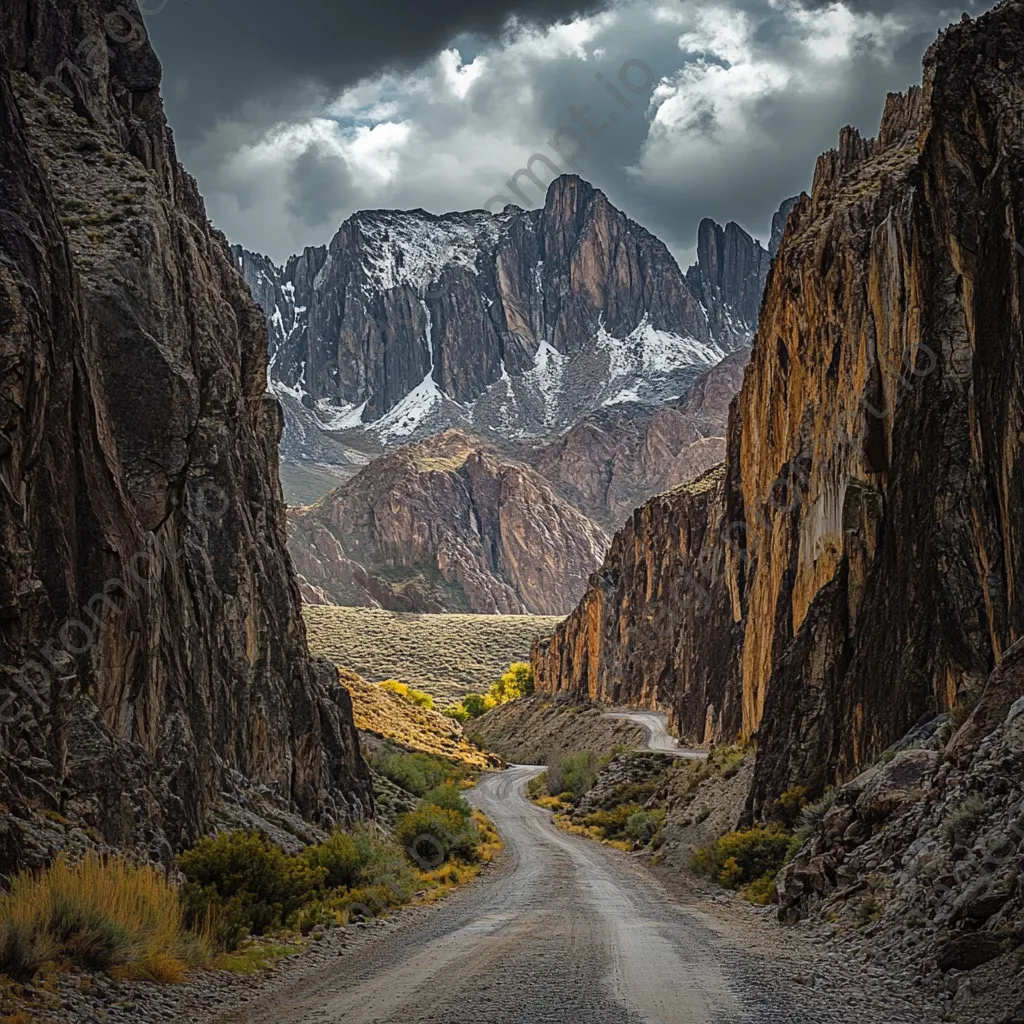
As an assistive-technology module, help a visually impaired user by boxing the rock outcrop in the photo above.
[776,645,1024,1024]
[0,0,371,872]
[288,430,609,615]
[535,1,1024,815]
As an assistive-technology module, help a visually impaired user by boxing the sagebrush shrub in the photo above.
[179,831,326,946]
[302,832,362,890]
[394,807,480,868]
[423,784,472,818]
[691,826,791,895]
[547,751,597,799]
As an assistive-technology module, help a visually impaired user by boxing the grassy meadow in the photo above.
[304,605,562,704]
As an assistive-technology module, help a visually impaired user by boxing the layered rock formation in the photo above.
[289,430,609,615]
[235,182,788,470]
[0,0,371,871]
[535,2,1024,814]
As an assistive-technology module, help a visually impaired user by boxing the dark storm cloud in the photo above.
[286,144,354,228]
[143,0,608,140]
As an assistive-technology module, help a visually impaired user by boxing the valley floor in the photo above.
[208,766,941,1024]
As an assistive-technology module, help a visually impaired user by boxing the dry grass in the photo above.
[306,606,561,703]
[0,854,211,984]
[339,669,495,770]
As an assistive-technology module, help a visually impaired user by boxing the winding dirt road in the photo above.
[221,766,930,1024]
[603,710,707,758]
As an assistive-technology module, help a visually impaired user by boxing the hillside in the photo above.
[338,668,497,771]
[289,430,608,614]
[305,606,561,704]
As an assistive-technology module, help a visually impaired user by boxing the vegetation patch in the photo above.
[443,663,535,722]
[0,854,212,985]
[691,826,793,904]
[304,605,560,704]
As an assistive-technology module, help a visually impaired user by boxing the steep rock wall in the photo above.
[535,1,1024,812]
[0,0,371,870]
[533,466,744,746]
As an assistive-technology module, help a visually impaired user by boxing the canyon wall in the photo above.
[535,1,1024,813]
[0,0,371,870]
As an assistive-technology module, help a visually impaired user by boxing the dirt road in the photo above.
[221,766,932,1024]
[602,710,707,758]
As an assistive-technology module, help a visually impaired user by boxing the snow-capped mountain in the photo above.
[234,176,782,469]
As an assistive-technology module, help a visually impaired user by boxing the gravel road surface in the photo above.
[602,710,707,758]
[218,765,935,1024]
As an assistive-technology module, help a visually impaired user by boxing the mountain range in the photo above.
[236,180,792,614]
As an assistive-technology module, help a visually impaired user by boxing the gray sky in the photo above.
[143,0,986,266]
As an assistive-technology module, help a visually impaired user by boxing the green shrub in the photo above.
[379,680,435,709]
[374,751,459,797]
[178,831,326,946]
[547,751,598,799]
[624,809,665,845]
[301,832,362,890]
[526,772,548,799]
[691,826,791,897]
[772,786,809,829]
[357,843,417,903]
[442,703,470,724]
[460,693,497,718]
[423,784,472,818]
[394,807,480,868]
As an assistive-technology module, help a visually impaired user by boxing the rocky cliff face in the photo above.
[532,466,744,745]
[0,0,371,871]
[535,2,1024,813]
[288,430,608,615]
[235,182,788,468]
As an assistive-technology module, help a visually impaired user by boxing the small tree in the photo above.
[489,663,535,704]
[460,693,496,718]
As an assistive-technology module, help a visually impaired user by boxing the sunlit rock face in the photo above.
[535,1,1024,814]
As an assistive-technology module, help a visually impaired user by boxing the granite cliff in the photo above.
[534,1,1024,816]
[0,0,371,871]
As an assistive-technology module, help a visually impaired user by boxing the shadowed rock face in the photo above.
[535,1,1024,812]
[0,0,371,870]
[289,430,609,615]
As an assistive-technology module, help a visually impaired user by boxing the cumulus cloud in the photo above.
[143,0,990,263]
